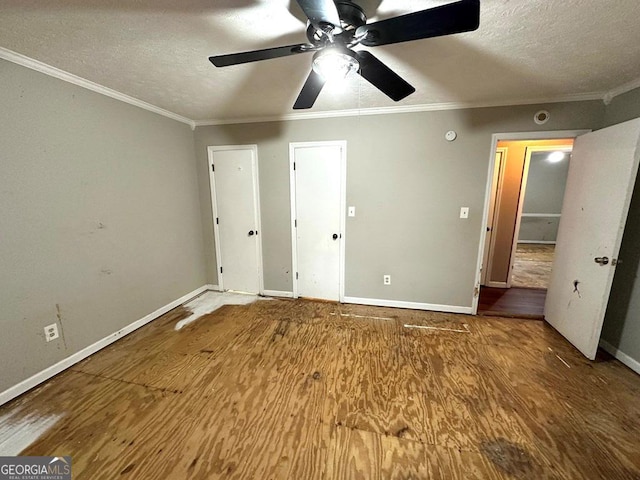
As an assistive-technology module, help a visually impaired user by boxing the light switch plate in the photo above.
[348,206,356,217]
[460,207,469,219]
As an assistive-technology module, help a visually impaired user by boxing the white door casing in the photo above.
[290,141,346,301]
[545,119,640,359]
[208,145,263,294]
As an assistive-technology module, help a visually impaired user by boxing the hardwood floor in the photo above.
[2,298,640,479]
[511,243,555,289]
[478,287,546,319]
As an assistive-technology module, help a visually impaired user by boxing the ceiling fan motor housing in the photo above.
[335,1,367,31]
[306,1,367,45]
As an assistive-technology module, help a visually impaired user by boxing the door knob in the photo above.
[248,230,255,236]
[594,256,609,265]
[332,233,338,240]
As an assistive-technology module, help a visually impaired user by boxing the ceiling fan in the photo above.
[209,0,480,109]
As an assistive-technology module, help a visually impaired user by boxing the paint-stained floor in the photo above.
[2,299,640,479]
[511,243,555,289]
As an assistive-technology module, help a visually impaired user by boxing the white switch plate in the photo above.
[383,275,391,285]
[348,206,356,217]
[460,207,469,219]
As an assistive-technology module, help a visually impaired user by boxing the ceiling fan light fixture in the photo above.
[312,47,359,82]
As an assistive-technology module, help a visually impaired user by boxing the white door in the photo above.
[290,142,346,301]
[545,119,640,359]
[208,145,262,294]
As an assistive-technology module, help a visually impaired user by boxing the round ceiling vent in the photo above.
[534,110,550,125]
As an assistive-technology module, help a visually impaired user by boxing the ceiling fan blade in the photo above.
[356,51,415,101]
[210,44,313,67]
[357,0,480,47]
[296,0,342,30]
[293,69,326,109]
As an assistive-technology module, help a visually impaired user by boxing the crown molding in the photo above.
[0,47,196,129]
[603,77,640,105]
[193,92,606,127]
[1,46,616,130]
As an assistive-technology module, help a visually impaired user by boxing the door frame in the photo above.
[481,147,508,287]
[207,144,264,294]
[289,140,347,301]
[472,130,590,314]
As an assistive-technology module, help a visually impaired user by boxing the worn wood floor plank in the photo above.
[1,298,639,479]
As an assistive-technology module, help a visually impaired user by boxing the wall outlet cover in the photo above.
[44,323,59,342]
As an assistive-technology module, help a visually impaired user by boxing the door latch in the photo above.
[594,257,609,266]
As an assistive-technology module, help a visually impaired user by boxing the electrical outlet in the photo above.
[383,275,391,285]
[44,323,59,342]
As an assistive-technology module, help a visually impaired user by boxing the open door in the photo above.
[545,119,640,359]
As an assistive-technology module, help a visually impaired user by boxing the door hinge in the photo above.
[474,285,480,297]
[220,266,223,274]
[211,164,214,172]
[294,219,297,228]
[293,162,296,170]
[296,272,299,280]
[216,217,219,225]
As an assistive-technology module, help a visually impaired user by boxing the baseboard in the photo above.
[342,296,473,315]
[0,285,212,407]
[262,290,294,298]
[599,339,640,375]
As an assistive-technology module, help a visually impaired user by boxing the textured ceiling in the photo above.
[0,0,639,123]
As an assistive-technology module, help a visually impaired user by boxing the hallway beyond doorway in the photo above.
[511,243,555,289]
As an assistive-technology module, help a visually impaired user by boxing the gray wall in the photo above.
[603,172,640,367]
[519,151,570,242]
[195,101,604,308]
[522,151,570,214]
[0,59,207,393]
[602,87,640,367]
[603,87,640,128]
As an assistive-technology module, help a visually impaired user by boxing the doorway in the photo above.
[475,131,588,317]
[289,141,346,301]
[208,145,263,294]
[511,144,573,288]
